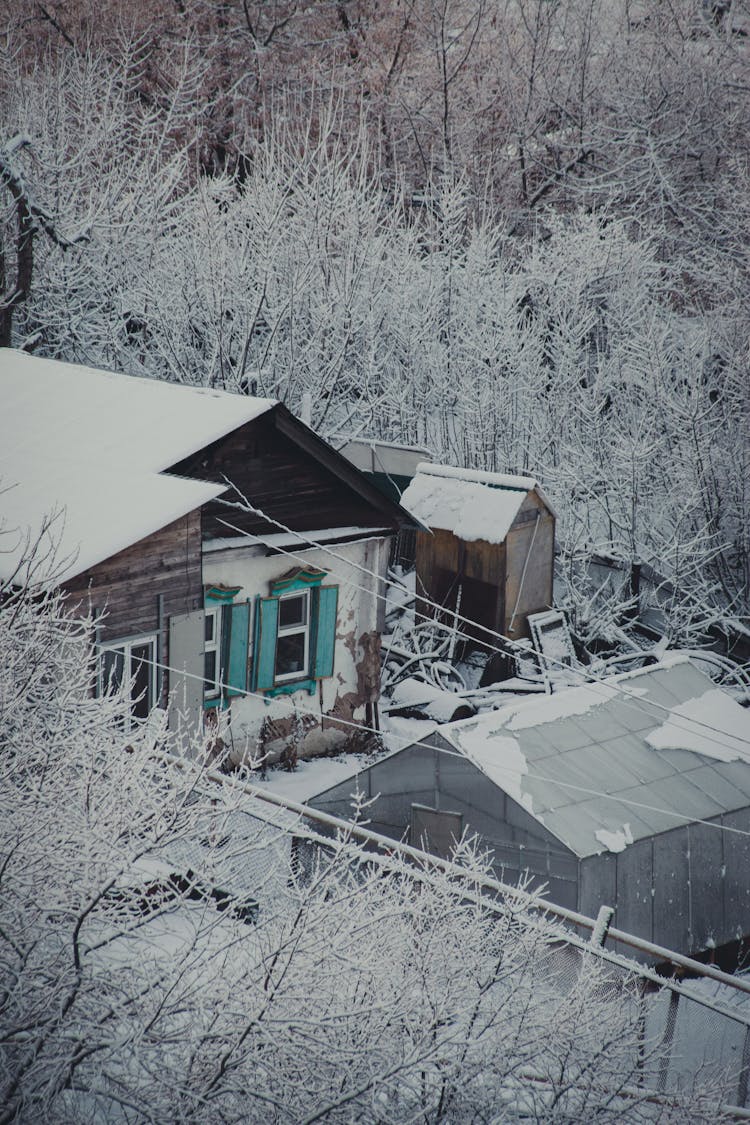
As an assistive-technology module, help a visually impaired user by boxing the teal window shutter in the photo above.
[313,585,338,680]
[254,597,279,691]
[226,600,250,696]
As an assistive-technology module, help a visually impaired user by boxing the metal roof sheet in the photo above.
[440,659,750,858]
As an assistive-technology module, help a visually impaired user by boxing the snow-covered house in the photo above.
[311,658,750,959]
[400,463,556,645]
[0,349,414,760]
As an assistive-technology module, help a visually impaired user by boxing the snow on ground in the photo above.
[250,753,375,803]
[646,688,750,764]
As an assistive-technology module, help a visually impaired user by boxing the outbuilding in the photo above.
[400,463,556,644]
[311,658,750,959]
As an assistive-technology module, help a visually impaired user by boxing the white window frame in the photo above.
[98,633,158,731]
[274,589,311,683]
[204,605,223,698]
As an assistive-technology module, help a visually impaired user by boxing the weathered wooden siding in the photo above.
[64,510,203,706]
[504,493,555,639]
[414,491,555,645]
[169,412,400,539]
[414,527,506,643]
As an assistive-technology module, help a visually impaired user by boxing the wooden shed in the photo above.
[311,658,750,961]
[400,463,555,644]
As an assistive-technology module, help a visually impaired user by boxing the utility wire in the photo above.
[214,493,750,752]
[139,651,750,842]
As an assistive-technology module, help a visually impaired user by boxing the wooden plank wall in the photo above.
[169,416,396,539]
[415,527,506,643]
[414,492,555,645]
[63,510,204,706]
[504,493,555,639]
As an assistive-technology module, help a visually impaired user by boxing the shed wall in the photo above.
[504,494,555,639]
[311,741,579,909]
[414,528,506,644]
[314,748,750,958]
[414,491,555,644]
[579,809,750,957]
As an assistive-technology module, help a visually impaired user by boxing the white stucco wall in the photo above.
[203,535,388,764]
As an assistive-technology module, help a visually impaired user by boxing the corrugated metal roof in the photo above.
[440,659,750,858]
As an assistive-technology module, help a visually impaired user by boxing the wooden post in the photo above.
[590,905,615,948]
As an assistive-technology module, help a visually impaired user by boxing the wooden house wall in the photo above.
[169,413,400,540]
[311,739,580,909]
[504,494,555,639]
[63,510,203,707]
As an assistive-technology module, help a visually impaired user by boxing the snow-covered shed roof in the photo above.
[438,658,750,859]
[401,462,555,544]
[0,349,276,582]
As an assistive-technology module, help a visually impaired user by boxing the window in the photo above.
[99,635,157,730]
[204,606,223,698]
[253,568,338,696]
[203,586,249,708]
[275,591,310,681]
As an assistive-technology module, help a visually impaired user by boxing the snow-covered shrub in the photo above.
[0,584,736,1122]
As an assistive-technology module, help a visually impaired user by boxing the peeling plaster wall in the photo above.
[203,536,388,764]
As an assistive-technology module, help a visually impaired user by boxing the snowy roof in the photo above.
[437,658,750,858]
[0,349,276,582]
[401,462,555,544]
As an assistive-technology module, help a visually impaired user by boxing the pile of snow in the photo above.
[594,824,634,853]
[646,689,750,764]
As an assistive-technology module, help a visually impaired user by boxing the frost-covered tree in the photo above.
[0,579,736,1121]
[1,28,748,637]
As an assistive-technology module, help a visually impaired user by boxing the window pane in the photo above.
[204,649,217,689]
[279,594,307,629]
[130,643,153,720]
[102,648,125,693]
[205,612,215,643]
[275,632,306,677]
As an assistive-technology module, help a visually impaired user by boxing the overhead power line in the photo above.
[214,492,750,752]
[140,651,750,843]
